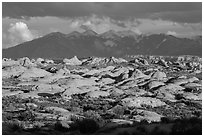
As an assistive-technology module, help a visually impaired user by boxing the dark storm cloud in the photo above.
[3,2,202,23]
[2,3,93,18]
[149,10,202,23]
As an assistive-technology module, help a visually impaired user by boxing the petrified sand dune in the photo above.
[2,55,202,134]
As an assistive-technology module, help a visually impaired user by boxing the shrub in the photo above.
[18,110,36,121]
[111,105,126,118]
[77,118,99,134]
[84,110,101,120]
[171,117,202,135]
[54,121,69,132]
[2,121,23,135]
[161,117,172,123]
[83,110,105,127]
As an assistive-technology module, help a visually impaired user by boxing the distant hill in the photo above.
[2,30,202,59]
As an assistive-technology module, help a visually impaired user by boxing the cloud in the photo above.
[149,10,201,23]
[70,15,142,34]
[129,18,201,37]
[8,22,34,41]
[166,31,177,36]
[68,15,201,36]
[2,2,202,23]
[3,22,38,48]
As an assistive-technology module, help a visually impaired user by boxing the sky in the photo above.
[2,2,202,49]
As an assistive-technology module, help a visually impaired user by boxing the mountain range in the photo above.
[2,30,202,59]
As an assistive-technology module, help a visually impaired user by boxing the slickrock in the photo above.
[2,89,24,97]
[82,57,127,66]
[86,91,110,98]
[156,58,169,67]
[63,86,100,97]
[33,83,65,94]
[2,55,202,135]
[111,119,134,125]
[45,59,54,64]
[82,66,115,76]
[130,69,149,79]
[133,109,164,123]
[99,78,115,85]
[17,91,40,98]
[188,77,199,83]
[82,57,107,65]
[121,97,167,108]
[130,58,149,65]
[3,65,27,79]
[156,90,176,102]
[172,78,190,85]
[184,82,202,91]
[25,103,38,109]
[108,57,128,64]
[63,56,82,65]
[19,67,52,81]
[46,106,69,114]
[36,58,44,64]
[172,77,199,85]
[61,77,100,97]
[18,57,35,67]
[182,92,202,100]
[98,67,130,80]
[35,112,58,120]
[125,88,151,97]
[38,74,69,84]
[148,81,165,90]
[156,84,185,94]
[2,58,19,67]
[151,71,167,80]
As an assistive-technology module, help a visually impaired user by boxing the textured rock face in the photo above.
[131,58,149,66]
[2,58,19,67]
[19,67,52,81]
[156,58,169,67]
[82,66,115,76]
[86,91,110,98]
[157,84,184,92]
[151,71,167,80]
[18,57,35,67]
[2,65,27,79]
[46,106,70,114]
[172,77,199,85]
[63,86,100,97]
[130,69,149,79]
[82,57,127,66]
[121,97,167,108]
[63,56,82,65]
[109,57,128,64]
[56,67,70,75]
[2,89,24,97]
[184,82,202,91]
[133,110,164,123]
[2,55,202,135]
[33,83,65,93]
[60,77,100,98]
[147,81,165,90]
[182,92,202,100]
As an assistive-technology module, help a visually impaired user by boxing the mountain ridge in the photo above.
[2,30,202,59]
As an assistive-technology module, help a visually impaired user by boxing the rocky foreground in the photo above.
[2,55,202,135]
